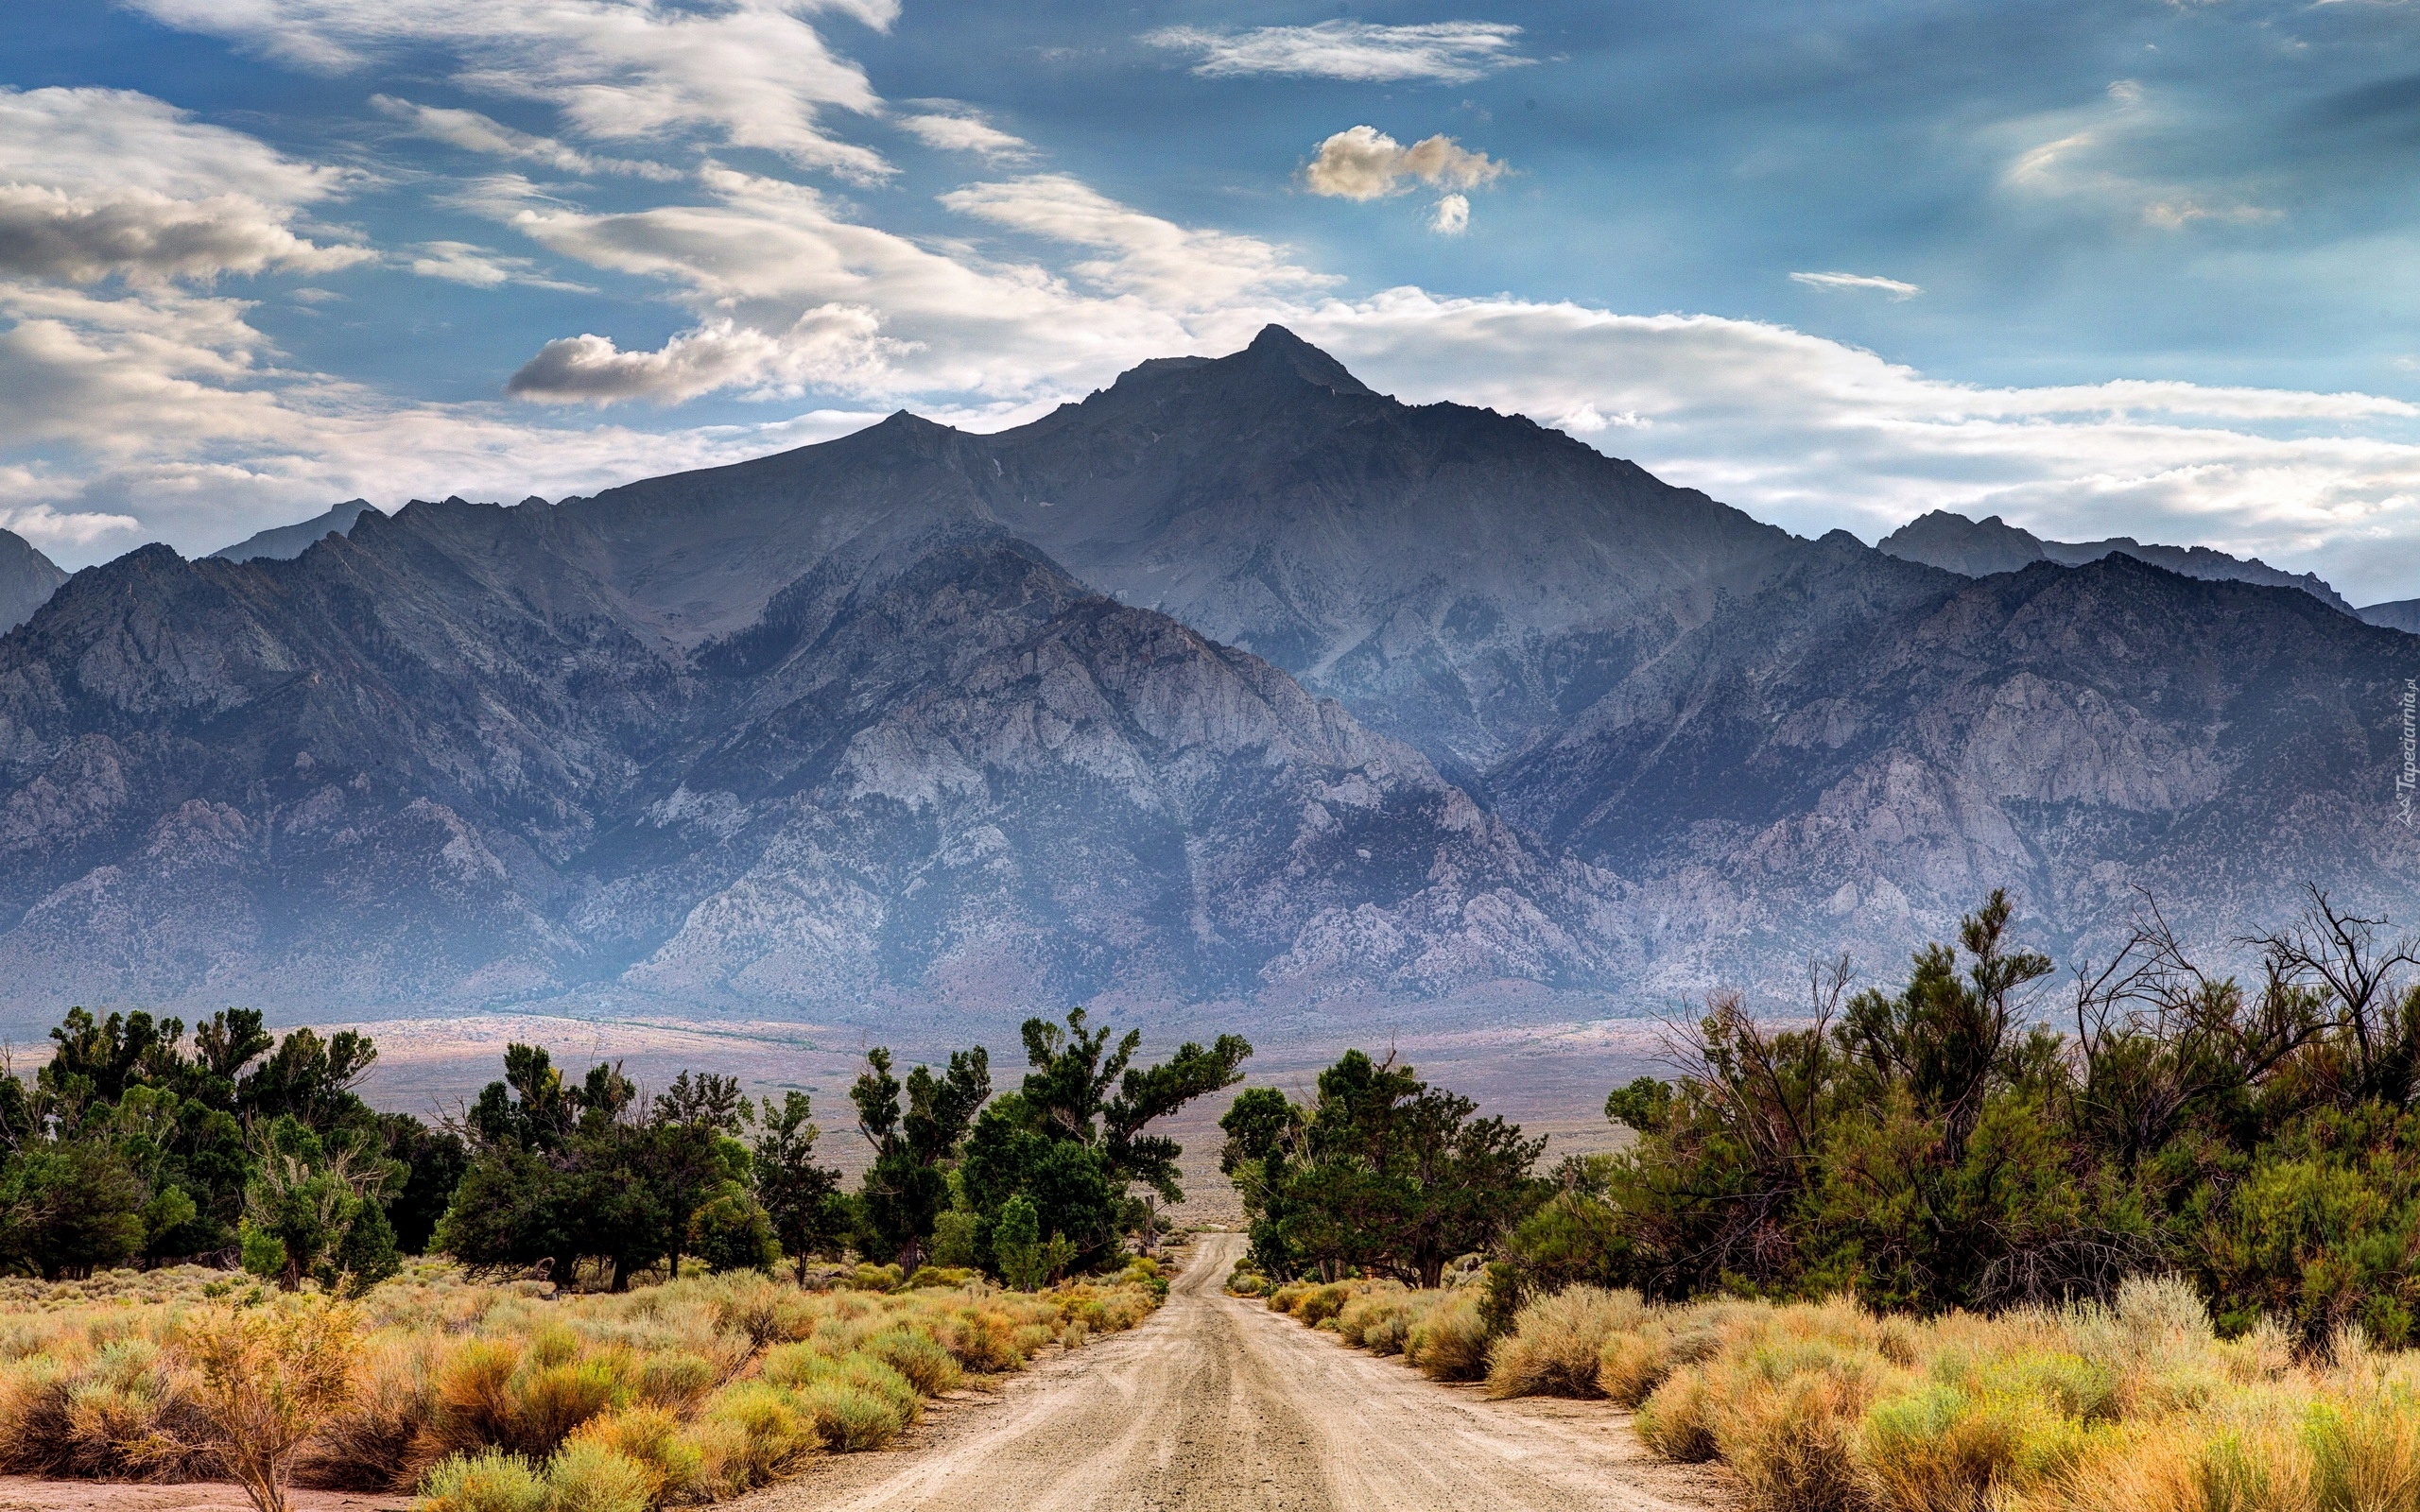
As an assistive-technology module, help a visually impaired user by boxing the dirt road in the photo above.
[750,1232,1731,1512]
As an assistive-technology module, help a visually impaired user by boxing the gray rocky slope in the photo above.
[1493,534,2420,996]
[2360,597,2420,634]
[0,529,65,634]
[211,499,382,563]
[566,327,1798,778]
[0,329,2411,1023]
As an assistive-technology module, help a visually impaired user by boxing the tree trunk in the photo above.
[611,1254,631,1292]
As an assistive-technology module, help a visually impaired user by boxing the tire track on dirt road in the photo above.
[748,1231,1733,1512]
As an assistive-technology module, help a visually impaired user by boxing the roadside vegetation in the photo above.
[0,1003,1237,1507]
[0,1254,1164,1508]
[1236,886,2420,1509]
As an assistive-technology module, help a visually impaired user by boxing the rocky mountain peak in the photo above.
[1239,323,1375,397]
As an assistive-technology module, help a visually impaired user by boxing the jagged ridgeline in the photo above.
[0,327,2413,1023]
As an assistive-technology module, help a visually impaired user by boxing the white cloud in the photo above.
[130,0,896,180]
[1145,20,1531,84]
[940,174,1333,307]
[408,240,596,292]
[1428,194,1470,235]
[371,95,683,180]
[1291,290,2420,600]
[897,106,1033,162]
[0,499,142,554]
[1303,127,1504,201]
[1790,270,1922,300]
[492,166,1325,404]
[510,309,907,404]
[0,88,369,284]
[0,87,349,204]
[10,83,2420,604]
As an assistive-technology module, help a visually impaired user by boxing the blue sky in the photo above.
[9,1,2420,603]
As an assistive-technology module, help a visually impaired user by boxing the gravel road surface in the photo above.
[749,1231,1732,1512]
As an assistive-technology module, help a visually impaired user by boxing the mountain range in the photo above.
[0,327,2413,1030]
[1879,508,2361,614]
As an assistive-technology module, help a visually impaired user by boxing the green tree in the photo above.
[238,1116,396,1292]
[0,1141,146,1280]
[962,1009,1250,1278]
[1223,1049,1544,1287]
[689,1190,781,1274]
[752,1091,846,1281]
[853,1046,990,1269]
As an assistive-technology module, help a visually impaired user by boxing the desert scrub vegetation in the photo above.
[0,1257,1166,1507]
[1259,1276,1493,1381]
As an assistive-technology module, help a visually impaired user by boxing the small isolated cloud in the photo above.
[1428,193,1470,235]
[1145,20,1530,84]
[1790,270,1923,300]
[408,240,595,293]
[1304,126,1505,201]
[897,105,1033,161]
[372,95,682,180]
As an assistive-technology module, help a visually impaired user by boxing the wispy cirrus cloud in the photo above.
[407,240,596,293]
[371,95,683,180]
[1144,20,1532,85]
[897,103,1033,161]
[2000,78,2281,231]
[1790,270,1922,299]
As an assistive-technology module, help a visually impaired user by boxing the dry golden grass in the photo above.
[0,1257,1166,1510]
[1614,1277,2420,1512]
[1264,1278,1492,1382]
[1484,1286,1647,1400]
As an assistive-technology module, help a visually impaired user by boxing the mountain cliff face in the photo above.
[1881,508,2357,615]
[0,330,2408,1024]
[0,529,65,633]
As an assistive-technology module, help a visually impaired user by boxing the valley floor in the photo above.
[746,1231,1731,1512]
